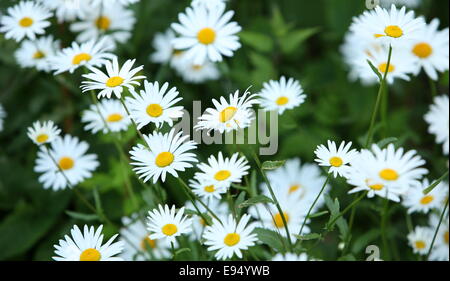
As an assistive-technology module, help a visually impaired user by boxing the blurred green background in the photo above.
[0,0,448,261]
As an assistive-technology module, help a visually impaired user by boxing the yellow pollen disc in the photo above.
[204,185,215,193]
[224,233,240,246]
[107,113,123,122]
[197,27,216,45]
[79,248,101,261]
[33,51,45,59]
[106,76,124,88]
[95,16,111,31]
[214,170,231,181]
[19,17,33,27]
[141,237,156,250]
[369,183,384,191]
[72,53,92,65]
[162,223,178,236]
[329,156,343,167]
[59,157,74,170]
[378,62,395,73]
[155,152,174,168]
[384,25,403,38]
[412,42,433,58]
[199,218,206,226]
[276,96,289,106]
[173,50,184,57]
[379,168,399,181]
[289,184,300,194]
[219,106,238,123]
[36,134,49,143]
[146,104,163,117]
[192,65,203,71]
[273,212,289,228]
[415,240,426,250]
[420,195,434,205]
[444,231,449,244]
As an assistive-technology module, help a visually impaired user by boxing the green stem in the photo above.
[381,197,390,260]
[429,77,437,98]
[341,196,357,255]
[328,191,368,229]
[426,198,449,260]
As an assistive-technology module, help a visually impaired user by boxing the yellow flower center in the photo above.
[33,51,45,59]
[379,168,399,181]
[204,185,215,193]
[329,156,343,167]
[19,17,33,27]
[378,63,395,73]
[72,53,92,65]
[273,212,289,228]
[276,96,289,106]
[36,134,49,143]
[173,50,184,57]
[146,104,163,118]
[95,16,111,31]
[197,27,216,45]
[412,42,433,58]
[288,184,300,194]
[107,113,123,123]
[141,237,156,250]
[444,231,449,244]
[59,157,75,170]
[384,25,403,38]
[214,170,231,181]
[369,183,384,191]
[79,248,101,261]
[192,65,203,71]
[106,76,124,88]
[219,106,237,123]
[162,223,178,236]
[415,240,426,250]
[155,152,175,168]
[420,195,434,205]
[224,233,240,246]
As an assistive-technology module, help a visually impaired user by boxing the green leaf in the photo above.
[238,195,274,208]
[423,170,449,194]
[239,31,274,53]
[377,137,398,148]
[253,228,285,252]
[234,192,247,217]
[175,248,191,256]
[261,160,286,170]
[338,254,357,261]
[308,210,329,219]
[367,59,383,81]
[294,233,322,241]
[65,211,100,222]
[280,27,320,54]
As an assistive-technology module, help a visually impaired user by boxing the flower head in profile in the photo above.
[424,95,449,155]
[81,57,146,99]
[147,205,192,244]
[129,129,198,184]
[27,120,61,146]
[314,140,358,178]
[203,214,257,260]
[53,225,124,261]
[0,1,52,42]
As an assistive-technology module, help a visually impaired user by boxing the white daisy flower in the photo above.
[185,199,229,241]
[171,4,242,65]
[81,57,146,99]
[50,38,115,75]
[190,178,226,201]
[258,76,307,115]
[407,226,434,256]
[0,1,52,42]
[14,35,59,72]
[34,135,100,190]
[176,60,220,84]
[27,120,61,146]
[402,179,449,214]
[125,80,184,130]
[314,140,358,178]
[203,214,257,260]
[53,225,124,261]
[428,212,449,261]
[147,205,192,244]
[150,29,177,64]
[70,4,136,49]
[120,215,172,261]
[408,18,449,80]
[90,0,139,6]
[81,99,131,134]
[38,0,90,22]
[195,89,258,134]
[129,129,198,184]
[272,252,309,261]
[350,4,425,46]
[424,95,449,155]
[191,0,227,9]
[194,152,250,190]
[0,104,7,132]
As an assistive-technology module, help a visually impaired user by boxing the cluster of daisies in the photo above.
[0,1,448,262]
